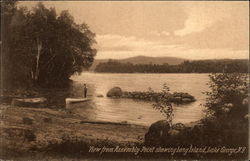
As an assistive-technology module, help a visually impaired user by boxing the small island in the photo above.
[107,87,196,104]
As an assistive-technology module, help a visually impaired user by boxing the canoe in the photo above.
[11,97,48,108]
[65,98,91,104]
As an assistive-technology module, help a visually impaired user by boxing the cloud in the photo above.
[95,34,248,60]
[19,1,188,37]
[180,19,249,50]
[162,31,170,36]
[149,31,161,37]
[96,34,180,58]
[149,31,170,37]
[96,34,159,52]
[170,1,249,53]
[19,1,249,60]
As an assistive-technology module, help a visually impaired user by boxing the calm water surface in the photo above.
[70,73,210,126]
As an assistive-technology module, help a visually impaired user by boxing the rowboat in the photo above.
[65,98,91,104]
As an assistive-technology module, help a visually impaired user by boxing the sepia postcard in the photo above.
[0,0,249,160]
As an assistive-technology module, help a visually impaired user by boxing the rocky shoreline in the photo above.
[107,87,196,104]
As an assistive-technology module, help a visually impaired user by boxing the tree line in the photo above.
[94,59,248,73]
[1,2,96,88]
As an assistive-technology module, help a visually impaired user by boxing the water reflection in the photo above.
[68,73,210,126]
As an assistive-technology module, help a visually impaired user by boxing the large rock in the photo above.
[144,119,207,146]
[145,120,170,145]
[106,87,123,97]
[184,120,203,130]
[11,97,47,108]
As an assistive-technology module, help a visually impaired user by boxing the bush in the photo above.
[203,73,248,146]
[205,73,248,119]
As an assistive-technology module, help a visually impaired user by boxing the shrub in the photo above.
[203,73,249,146]
[152,83,173,126]
[204,73,248,120]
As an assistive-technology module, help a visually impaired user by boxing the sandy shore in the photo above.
[0,104,148,159]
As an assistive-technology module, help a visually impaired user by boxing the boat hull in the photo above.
[65,98,91,104]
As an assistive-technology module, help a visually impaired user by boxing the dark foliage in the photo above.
[95,59,248,73]
[1,2,96,88]
[202,73,248,146]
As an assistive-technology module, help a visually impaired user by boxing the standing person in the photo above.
[83,84,88,98]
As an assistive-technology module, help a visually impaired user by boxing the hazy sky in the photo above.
[20,1,249,60]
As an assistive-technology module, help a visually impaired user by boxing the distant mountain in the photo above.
[89,56,187,71]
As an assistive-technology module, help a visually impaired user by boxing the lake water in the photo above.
[70,73,210,126]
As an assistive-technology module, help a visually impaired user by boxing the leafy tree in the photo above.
[1,2,96,88]
[1,1,30,87]
[152,83,173,126]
